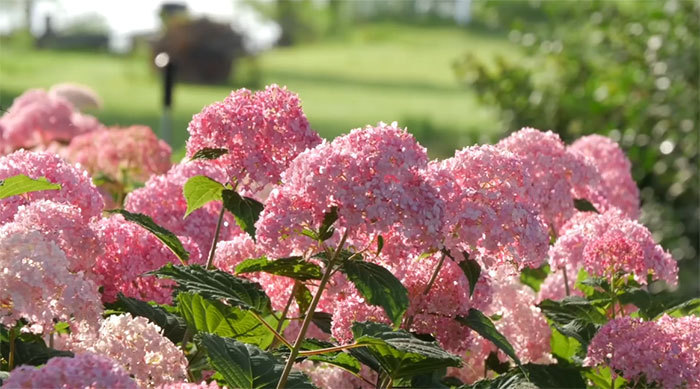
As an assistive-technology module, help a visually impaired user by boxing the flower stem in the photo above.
[562,265,571,297]
[403,250,446,330]
[610,273,617,320]
[298,342,366,356]
[276,231,348,389]
[205,206,226,269]
[251,311,293,349]
[8,326,17,370]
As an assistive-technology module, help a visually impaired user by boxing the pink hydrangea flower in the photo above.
[0,89,101,151]
[428,145,549,270]
[536,266,583,303]
[67,313,188,388]
[297,360,376,389]
[66,125,172,184]
[186,84,322,195]
[256,122,444,258]
[550,210,677,285]
[93,214,202,304]
[0,229,102,334]
[125,161,240,255]
[569,135,640,219]
[497,128,608,232]
[0,150,104,223]
[157,382,221,389]
[2,352,137,389]
[1,200,100,276]
[585,315,700,388]
[49,82,103,111]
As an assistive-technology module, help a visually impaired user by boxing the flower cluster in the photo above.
[585,315,700,388]
[186,84,322,195]
[0,150,104,223]
[93,214,202,304]
[66,125,172,184]
[1,352,138,388]
[0,89,101,152]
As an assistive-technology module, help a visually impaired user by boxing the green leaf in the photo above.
[221,189,264,241]
[190,147,229,161]
[550,327,581,362]
[107,209,189,264]
[519,264,550,293]
[311,312,333,334]
[0,327,73,367]
[236,256,322,281]
[352,321,462,380]
[318,206,339,241]
[466,363,586,389]
[340,260,409,327]
[538,297,606,347]
[456,308,521,366]
[197,333,314,388]
[0,174,61,199]
[654,297,700,319]
[376,235,384,255]
[113,293,187,343]
[301,339,362,374]
[294,281,313,315]
[458,252,480,297]
[177,293,281,349]
[183,175,224,217]
[152,264,271,314]
[583,366,627,389]
[573,198,599,213]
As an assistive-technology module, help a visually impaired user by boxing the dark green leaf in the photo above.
[190,148,229,161]
[456,308,521,366]
[352,322,462,380]
[221,189,264,241]
[340,261,409,327]
[485,351,510,374]
[519,264,550,293]
[0,174,61,199]
[294,282,313,315]
[301,339,362,374]
[573,198,599,213]
[0,327,73,367]
[113,293,187,343]
[654,297,700,319]
[376,235,384,255]
[183,175,224,217]
[197,333,314,388]
[107,209,189,264]
[311,312,333,334]
[236,256,322,281]
[458,252,480,297]
[317,206,339,241]
[538,297,606,347]
[465,363,586,389]
[177,293,281,349]
[152,264,271,314]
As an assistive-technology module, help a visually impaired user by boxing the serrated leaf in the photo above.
[456,308,521,366]
[340,261,409,327]
[302,339,362,374]
[197,333,314,388]
[221,189,264,241]
[352,322,462,380]
[538,297,606,347]
[107,209,189,264]
[152,264,271,314]
[0,174,61,199]
[654,297,700,319]
[113,293,187,343]
[458,252,480,297]
[467,363,586,389]
[183,175,224,217]
[177,293,281,349]
[190,148,229,161]
[573,198,599,213]
[236,256,322,281]
[311,312,333,334]
[317,206,339,241]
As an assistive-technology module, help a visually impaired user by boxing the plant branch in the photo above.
[276,231,349,389]
[205,206,226,269]
[562,265,571,297]
[298,342,366,356]
[250,311,293,350]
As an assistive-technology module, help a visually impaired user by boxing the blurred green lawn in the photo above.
[0,23,515,158]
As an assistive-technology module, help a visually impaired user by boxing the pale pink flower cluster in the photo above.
[0,200,100,276]
[66,125,172,184]
[93,214,202,304]
[186,84,322,195]
[256,122,443,257]
[585,315,700,388]
[157,382,221,389]
[297,360,375,389]
[0,229,102,334]
[0,89,101,152]
[125,161,240,254]
[1,352,137,389]
[550,210,677,285]
[0,150,104,223]
[66,313,188,388]
[497,128,607,232]
[569,135,640,219]
[537,266,583,303]
[428,145,549,270]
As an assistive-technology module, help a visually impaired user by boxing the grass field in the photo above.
[0,23,516,158]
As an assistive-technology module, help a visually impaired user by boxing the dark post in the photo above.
[155,52,175,143]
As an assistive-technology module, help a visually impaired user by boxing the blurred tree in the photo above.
[455,0,699,298]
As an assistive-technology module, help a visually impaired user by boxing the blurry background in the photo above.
[0,0,698,298]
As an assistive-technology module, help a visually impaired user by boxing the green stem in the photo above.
[205,206,226,269]
[610,273,617,320]
[562,265,571,297]
[277,283,298,333]
[298,342,365,356]
[8,327,17,370]
[251,311,293,350]
[276,231,348,389]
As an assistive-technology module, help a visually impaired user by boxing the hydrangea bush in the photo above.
[0,85,698,389]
